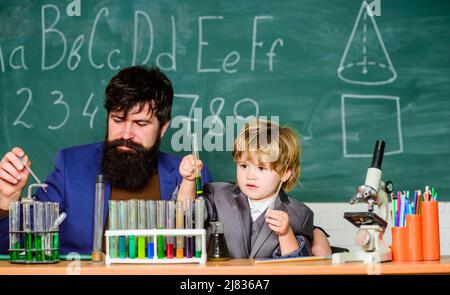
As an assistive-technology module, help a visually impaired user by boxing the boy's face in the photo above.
[236,153,283,202]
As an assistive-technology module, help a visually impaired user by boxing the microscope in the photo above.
[332,140,393,264]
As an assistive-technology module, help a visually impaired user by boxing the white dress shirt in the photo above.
[247,194,277,222]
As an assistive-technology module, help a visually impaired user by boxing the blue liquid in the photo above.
[119,236,127,258]
[185,237,194,258]
[147,242,154,258]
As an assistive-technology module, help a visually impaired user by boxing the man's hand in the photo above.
[0,147,30,211]
[265,209,292,237]
[179,154,203,181]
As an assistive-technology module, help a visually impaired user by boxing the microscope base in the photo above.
[332,249,391,264]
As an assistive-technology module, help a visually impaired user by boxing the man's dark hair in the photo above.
[104,65,174,125]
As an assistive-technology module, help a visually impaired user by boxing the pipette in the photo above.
[191,133,202,196]
[20,157,47,192]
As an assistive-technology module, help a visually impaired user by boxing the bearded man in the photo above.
[0,66,212,254]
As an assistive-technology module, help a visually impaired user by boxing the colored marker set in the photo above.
[8,200,61,264]
[390,186,440,262]
[105,199,206,265]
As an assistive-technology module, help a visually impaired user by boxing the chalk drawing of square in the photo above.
[341,94,403,158]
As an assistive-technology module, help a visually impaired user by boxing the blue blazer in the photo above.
[0,142,212,254]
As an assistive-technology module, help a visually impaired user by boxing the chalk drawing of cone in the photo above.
[337,1,397,85]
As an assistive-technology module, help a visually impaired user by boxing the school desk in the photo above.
[0,257,449,275]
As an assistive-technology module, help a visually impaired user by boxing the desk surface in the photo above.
[1,257,450,275]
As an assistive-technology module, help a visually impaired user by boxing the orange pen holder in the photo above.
[391,226,408,262]
[421,201,440,261]
[405,214,423,261]
[391,215,423,261]
[391,201,440,262]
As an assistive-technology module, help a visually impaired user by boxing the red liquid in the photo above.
[166,243,174,258]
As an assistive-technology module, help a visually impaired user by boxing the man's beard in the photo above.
[101,136,160,191]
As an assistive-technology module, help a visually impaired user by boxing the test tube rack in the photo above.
[104,229,207,265]
[8,200,61,264]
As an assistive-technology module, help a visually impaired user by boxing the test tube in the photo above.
[195,198,205,258]
[192,133,203,196]
[118,200,128,258]
[44,202,53,261]
[166,201,175,258]
[146,200,156,258]
[137,200,146,259]
[92,175,105,262]
[23,203,32,262]
[9,202,21,261]
[156,201,166,259]
[34,202,45,261]
[128,199,138,258]
[108,200,119,258]
[175,201,184,258]
[185,199,194,258]
[51,202,60,260]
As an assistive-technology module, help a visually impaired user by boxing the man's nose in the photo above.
[121,122,135,140]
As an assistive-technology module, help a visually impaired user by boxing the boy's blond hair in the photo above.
[232,119,301,192]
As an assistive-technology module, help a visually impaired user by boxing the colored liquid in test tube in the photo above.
[176,201,184,258]
[51,203,60,260]
[185,200,194,258]
[128,200,138,259]
[23,203,32,262]
[108,200,119,258]
[146,200,156,258]
[118,201,128,258]
[195,198,205,258]
[34,202,45,261]
[166,201,175,258]
[156,201,166,259]
[192,133,203,196]
[44,202,53,261]
[9,202,21,261]
[137,200,147,259]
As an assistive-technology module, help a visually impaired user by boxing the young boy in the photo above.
[178,119,317,258]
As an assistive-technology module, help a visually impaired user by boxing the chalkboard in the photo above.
[1,0,450,202]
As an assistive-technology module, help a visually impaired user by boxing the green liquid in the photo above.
[157,235,165,258]
[195,250,202,258]
[128,236,136,258]
[35,235,44,261]
[52,234,59,261]
[25,233,33,262]
[138,237,146,259]
[10,241,21,261]
[109,236,118,258]
[195,177,203,195]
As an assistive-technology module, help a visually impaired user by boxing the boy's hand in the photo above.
[179,154,203,181]
[265,209,293,237]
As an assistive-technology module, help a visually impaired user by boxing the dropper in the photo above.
[20,157,47,192]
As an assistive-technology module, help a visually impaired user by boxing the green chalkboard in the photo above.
[1,0,450,202]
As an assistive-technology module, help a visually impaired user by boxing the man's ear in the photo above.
[160,121,170,138]
[281,169,292,183]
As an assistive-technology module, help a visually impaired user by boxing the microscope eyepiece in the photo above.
[370,140,385,169]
